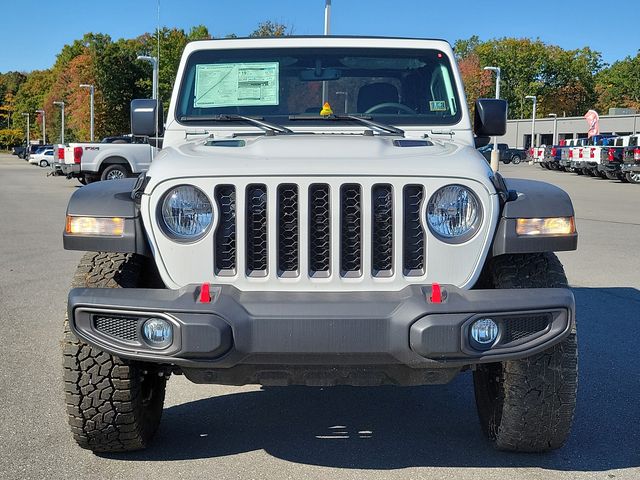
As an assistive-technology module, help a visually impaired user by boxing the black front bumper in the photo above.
[68,285,575,376]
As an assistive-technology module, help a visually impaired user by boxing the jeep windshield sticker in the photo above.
[429,100,447,112]
[194,62,279,108]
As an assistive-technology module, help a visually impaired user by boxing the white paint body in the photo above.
[143,37,500,292]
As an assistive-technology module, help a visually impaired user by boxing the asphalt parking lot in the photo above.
[0,152,638,480]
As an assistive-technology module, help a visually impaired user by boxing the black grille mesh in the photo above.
[214,185,236,272]
[341,184,362,274]
[309,184,331,274]
[403,185,425,275]
[502,314,551,343]
[277,184,299,274]
[246,184,268,274]
[372,184,393,274]
[94,316,138,342]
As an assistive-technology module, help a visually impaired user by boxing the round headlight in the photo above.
[160,185,213,241]
[426,185,481,242]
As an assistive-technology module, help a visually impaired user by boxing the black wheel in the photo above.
[63,252,167,452]
[473,253,577,452]
[510,155,521,165]
[626,172,640,184]
[574,168,583,175]
[101,164,129,181]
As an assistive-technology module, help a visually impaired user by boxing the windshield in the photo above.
[176,47,462,126]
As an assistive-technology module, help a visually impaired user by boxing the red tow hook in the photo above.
[199,282,211,303]
[430,282,442,303]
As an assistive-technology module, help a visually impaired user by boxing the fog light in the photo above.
[142,318,173,348]
[471,318,499,345]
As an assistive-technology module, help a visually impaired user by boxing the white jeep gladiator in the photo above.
[62,36,579,453]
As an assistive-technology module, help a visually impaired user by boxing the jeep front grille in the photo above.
[213,181,427,281]
[245,184,268,276]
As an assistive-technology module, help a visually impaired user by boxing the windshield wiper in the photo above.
[178,114,293,135]
[288,114,405,137]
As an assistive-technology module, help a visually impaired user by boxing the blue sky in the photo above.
[1,0,638,72]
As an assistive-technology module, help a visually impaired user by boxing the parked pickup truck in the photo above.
[540,146,563,170]
[477,143,525,164]
[62,137,157,183]
[597,135,631,181]
[621,135,640,184]
[559,139,578,171]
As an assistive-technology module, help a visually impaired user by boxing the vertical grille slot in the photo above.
[277,184,299,276]
[245,184,268,276]
[403,184,425,276]
[214,185,236,274]
[309,184,331,276]
[372,184,393,276]
[340,184,362,276]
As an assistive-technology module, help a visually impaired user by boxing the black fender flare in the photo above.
[492,178,577,256]
[63,178,149,255]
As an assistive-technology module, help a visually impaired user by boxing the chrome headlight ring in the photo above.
[425,184,482,244]
[159,185,214,242]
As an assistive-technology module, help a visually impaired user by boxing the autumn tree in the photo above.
[457,53,493,112]
[454,37,603,119]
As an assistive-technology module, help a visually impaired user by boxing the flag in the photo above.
[584,110,600,138]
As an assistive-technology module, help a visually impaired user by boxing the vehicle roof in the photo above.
[183,36,454,56]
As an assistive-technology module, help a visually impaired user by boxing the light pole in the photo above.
[548,113,558,145]
[484,66,501,172]
[54,101,65,144]
[35,109,46,144]
[335,91,348,113]
[21,113,30,157]
[137,55,158,100]
[80,84,95,142]
[322,0,331,103]
[525,95,537,153]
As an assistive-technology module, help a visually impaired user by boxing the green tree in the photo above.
[250,20,290,37]
[596,51,640,112]
[12,70,54,140]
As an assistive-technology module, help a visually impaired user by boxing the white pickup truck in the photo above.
[61,138,157,183]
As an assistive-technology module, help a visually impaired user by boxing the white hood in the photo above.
[145,134,495,193]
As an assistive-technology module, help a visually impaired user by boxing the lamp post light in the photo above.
[53,101,65,144]
[35,109,46,144]
[484,66,501,171]
[548,113,558,145]
[21,113,30,157]
[137,55,158,100]
[321,0,332,104]
[525,95,537,155]
[335,91,348,113]
[80,84,95,142]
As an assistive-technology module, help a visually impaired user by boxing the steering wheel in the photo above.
[365,102,416,114]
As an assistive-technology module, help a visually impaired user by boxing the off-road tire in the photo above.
[63,252,166,453]
[473,253,577,452]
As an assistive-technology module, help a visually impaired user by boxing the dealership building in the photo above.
[499,109,639,148]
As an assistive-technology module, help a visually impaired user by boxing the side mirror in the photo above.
[131,99,164,137]
[474,98,507,137]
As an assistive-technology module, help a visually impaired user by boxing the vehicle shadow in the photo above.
[107,287,640,472]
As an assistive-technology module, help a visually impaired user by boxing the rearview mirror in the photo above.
[131,99,164,137]
[300,68,342,81]
[474,99,507,137]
